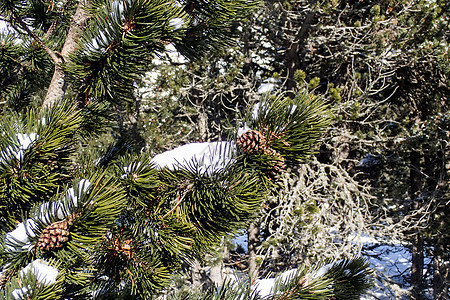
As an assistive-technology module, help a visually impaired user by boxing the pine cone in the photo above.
[237,130,269,153]
[238,130,286,179]
[0,274,7,290]
[37,220,70,251]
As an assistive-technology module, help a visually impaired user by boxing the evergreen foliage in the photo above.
[233,0,448,297]
[0,0,374,299]
[163,258,372,299]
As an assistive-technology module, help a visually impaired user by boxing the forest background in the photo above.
[126,1,449,298]
[0,0,449,299]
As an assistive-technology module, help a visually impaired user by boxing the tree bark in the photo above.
[42,0,90,109]
[285,8,316,98]
[411,233,425,300]
[247,222,260,281]
[432,149,449,299]
[209,263,222,287]
[191,259,203,287]
[409,149,425,300]
[433,235,449,299]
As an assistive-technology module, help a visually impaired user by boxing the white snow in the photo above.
[165,43,187,64]
[19,259,58,285]
[39,179,90,220]
[251,102,269,120]
[237,123,251,137]
[169,18,184,30]
[253,278,275,297]
[0,20,9,32]
[278,268,299,281]
[111,0,126,18]
[236,102,268,137]
[1,133,39,163]
[11,260,58,299]
[257,78,280,94]
[311,262,336,279]
[253,268,303,297]
[17,132,38,150]
[348,232,380,244]
[11,286,31,300]
[362,243,412,299]
[5,179,90,252]
[151,141,236,174]
[5,219,38,251]
[248,235,416,299]
[121,161,142,178]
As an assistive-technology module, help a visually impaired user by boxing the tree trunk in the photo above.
[42,0,90,109]
[191,259,203,287]
[432,149,449,299]
[433,236,449,299]
[411,233,425,300]
[409,150,425,300]
[285,8,315,98]
[247,222,260,281]
[209,262,222,288]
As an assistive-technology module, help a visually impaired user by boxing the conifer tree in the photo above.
[1,0,373,298]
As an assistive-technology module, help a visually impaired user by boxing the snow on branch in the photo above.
[19,259,59,285]
[151,141,236,175]
[0,133,38,164]
[4,179,91,252]
[11,260,59,299]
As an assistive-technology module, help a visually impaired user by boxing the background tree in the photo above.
[134,0,449,298]
[0,0,373,299]
[232,0,449,298]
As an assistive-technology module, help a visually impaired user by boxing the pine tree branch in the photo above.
[44,0,74,41]
[162,186,192,219]
[42,0,90,109]
[16,18,61,64]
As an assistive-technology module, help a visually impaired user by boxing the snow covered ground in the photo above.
[361,242,432,299]
[361,243,412,299]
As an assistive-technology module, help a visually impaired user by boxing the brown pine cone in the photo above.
[237,130,269,154]
[37,220,70,251]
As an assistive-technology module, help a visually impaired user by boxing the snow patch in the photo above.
[121,161,142,179]
[11,286,32,300]
[253,278,275,297]
[169,18,184,30]
[165,43,187,64]
[39,179,90,221]
[253,268,303,297]
[11,260,58,299]
[348,232,379,244]
[257,78,280,94]
[151,141,236,174]
[20,259,58,285]
[5,219,38,251]
[5,179,90,252]
[1,133,39,163]
[0,20,11,33]
[237,123,252,137]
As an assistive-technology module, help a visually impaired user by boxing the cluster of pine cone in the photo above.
[236,130,285,179]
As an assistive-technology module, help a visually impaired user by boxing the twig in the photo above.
[16,18,61,64]
[161,186,192,219]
